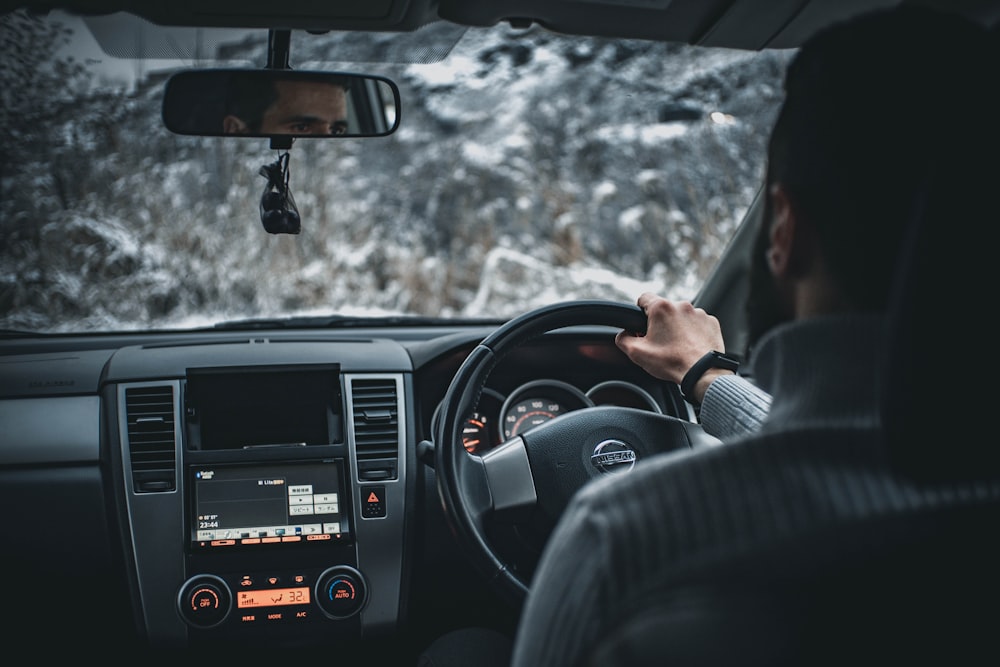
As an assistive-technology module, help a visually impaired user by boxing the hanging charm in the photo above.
[258,151,301,234]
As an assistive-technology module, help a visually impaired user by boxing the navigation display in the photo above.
[189,460,350,549]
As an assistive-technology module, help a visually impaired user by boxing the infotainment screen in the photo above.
[189,460,350,549]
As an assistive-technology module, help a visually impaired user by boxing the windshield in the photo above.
[0,10,791,333]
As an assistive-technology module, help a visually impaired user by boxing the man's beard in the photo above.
[744,198,792,358]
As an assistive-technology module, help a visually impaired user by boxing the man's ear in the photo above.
[222,115,249,134]
[765,182,797,278]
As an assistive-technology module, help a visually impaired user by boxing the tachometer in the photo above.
[462,412,491,453]
[432,388,505,456]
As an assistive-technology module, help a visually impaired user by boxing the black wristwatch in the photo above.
[680,350,740,405]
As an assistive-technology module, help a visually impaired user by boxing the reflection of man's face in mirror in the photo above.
[223,79,349,135]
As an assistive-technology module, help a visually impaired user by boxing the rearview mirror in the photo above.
[162,69,400,138]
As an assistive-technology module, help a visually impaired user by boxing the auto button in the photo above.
[315,565,367,619]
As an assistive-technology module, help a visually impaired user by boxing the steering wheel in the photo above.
[434,300,721,605]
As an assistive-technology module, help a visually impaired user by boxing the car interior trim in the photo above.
[344,372,409,634]
[480,437,537,512]
[0,396,101,464]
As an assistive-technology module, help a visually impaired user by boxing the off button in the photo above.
[178,574,232,628]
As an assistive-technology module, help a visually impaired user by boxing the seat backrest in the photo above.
[586,501,1000,666]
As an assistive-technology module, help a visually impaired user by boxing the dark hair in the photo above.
[763,5,993,311]
[224,72,281,133]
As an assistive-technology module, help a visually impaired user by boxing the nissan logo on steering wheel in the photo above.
[590,439,637,474]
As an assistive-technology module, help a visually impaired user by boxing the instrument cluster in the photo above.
[434,378,663,455]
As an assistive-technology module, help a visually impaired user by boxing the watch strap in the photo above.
[680,350,740,404]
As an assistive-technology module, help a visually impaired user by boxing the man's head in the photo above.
[745,5,994,350]
[223,73,350,135]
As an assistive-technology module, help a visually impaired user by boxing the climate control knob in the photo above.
[315,566,367,619]
[177,574,232,628]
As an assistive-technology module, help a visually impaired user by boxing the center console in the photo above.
[109,340,412,648]
[178,458,364,637]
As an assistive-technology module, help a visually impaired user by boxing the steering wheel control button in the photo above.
[590,439,637,474]
[178,575,232,628]
[316,566,367,619]
[361,485,387,518]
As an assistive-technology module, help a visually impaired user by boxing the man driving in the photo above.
[509,5,999,666]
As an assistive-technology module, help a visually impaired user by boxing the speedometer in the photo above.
[501,397,569,439]
[499,380,593,440]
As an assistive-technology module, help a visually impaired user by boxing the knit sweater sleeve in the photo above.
[697,373,771,439]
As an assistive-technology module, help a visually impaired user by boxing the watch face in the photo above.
[712,351,740,370]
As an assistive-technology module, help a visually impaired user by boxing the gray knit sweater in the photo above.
[698,372,771,439]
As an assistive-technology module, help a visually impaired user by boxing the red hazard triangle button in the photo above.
[362,485,387,518]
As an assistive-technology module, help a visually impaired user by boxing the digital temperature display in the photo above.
[237,586,311,609]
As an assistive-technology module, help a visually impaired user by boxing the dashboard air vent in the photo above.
[350,378,400,480]
[125,385,177,493]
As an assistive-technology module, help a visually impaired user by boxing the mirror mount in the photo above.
[266,30,296,146]
[266,29,292,71]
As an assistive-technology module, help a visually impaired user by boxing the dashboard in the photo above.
[0,322,690,655]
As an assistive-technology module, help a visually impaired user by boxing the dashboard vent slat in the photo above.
[125,385,177,493]
[351,378,400,474]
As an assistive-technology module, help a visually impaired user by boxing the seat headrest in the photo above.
[881,143,1000,482]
